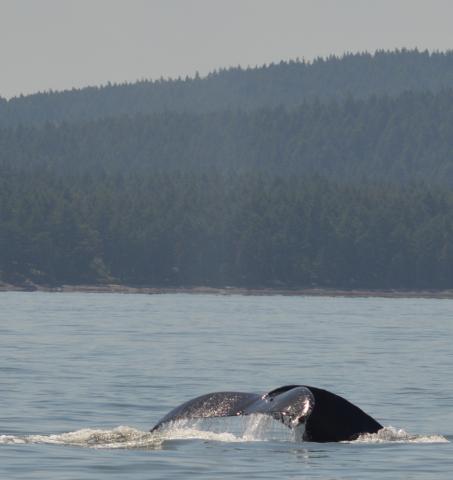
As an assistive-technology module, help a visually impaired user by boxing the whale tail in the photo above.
[302,386,382,442]
[151,385,382,442]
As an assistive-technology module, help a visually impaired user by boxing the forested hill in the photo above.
[2,89,453,185]
[2,49,453,290]
[1,49,453,127]
[2,171,453,289]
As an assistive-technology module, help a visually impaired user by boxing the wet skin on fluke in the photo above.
[151,385,383,442]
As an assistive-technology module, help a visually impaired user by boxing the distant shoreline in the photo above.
[1,282,453,299]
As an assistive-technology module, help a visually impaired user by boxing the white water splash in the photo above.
[161,425,242,443]
[0,435,27,445]
[0,426,163,449]
[0,422,448,449]
[156,415,291,443]
[0,423,248,449]
[352,426,449,444]
[242,414,298,441]
[0,416,293,449]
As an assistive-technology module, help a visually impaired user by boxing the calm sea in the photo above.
[0,292,452,479]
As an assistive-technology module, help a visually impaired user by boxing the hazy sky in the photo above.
[1,0,453,98]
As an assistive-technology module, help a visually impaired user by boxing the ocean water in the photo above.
[0,292,452,479]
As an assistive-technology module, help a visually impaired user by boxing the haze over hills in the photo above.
[2,49,453,188]
[1,49,453,127]
[2,89,453,185]
[1,49,453,290]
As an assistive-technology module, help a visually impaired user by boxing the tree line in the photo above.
[1,171,452,289]
[1,49,453,127]
[1,89,453,185]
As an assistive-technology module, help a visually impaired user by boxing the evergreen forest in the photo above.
[1,50,453,289]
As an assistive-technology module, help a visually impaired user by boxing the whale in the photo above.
[151,385,383,442]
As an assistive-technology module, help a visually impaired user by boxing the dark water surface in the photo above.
[0,292,452,479]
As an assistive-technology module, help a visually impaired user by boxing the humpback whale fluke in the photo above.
[151,385,383,442]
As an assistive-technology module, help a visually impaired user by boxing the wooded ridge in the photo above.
[1,50,452,289]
